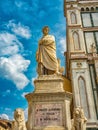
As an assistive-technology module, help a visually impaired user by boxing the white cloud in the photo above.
[15,1,24,8]
[0,32,16,44]
[8,20,31,39]
[0,32,23,56]
[32,77,36,82]
[6,90,11,94]
[0,54,30,89]
[21,92,29,98]
[32,77,37,87]
[0,114,9,120]
[15,1,30,11]
[2,45,19,56]
[0,31,30,89]
[58,37,66,53]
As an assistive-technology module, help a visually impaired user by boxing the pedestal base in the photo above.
[34,75,65,93]
[25,75,72,130]
[43,126,65,130]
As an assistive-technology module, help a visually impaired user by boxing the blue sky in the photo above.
[0,0,66,120]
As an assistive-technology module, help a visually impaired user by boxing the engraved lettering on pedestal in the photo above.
[34,103,63,127]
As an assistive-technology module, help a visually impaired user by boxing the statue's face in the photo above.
[43,27,49,35]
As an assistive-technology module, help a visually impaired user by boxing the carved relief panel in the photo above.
[68,29,86,52]
[71,61,96,120]
[67,9,81,26]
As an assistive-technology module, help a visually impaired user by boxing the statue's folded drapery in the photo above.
[36,35,58,71]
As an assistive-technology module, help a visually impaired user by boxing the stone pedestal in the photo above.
[25,75,72,130]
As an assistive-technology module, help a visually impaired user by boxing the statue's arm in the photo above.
[43,40,55,46]
[39,36,55,46]
[39,38,55,46]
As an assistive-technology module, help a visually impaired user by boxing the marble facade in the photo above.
[64,0,98,129]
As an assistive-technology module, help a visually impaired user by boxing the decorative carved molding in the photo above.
[26,92,72,102]
[77,62,82,68]
[70,51,98,61]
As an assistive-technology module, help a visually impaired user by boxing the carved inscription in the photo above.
[34,103,63,126]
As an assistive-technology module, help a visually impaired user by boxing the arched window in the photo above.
[91,7,94,11]
[71,12,77,24]
[96,7,98,11]
[73,31,81,50]
[78,76,90,118]
[81,8,84,11]
[86,7,89,11]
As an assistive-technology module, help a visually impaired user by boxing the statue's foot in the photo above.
[54,71,62,75]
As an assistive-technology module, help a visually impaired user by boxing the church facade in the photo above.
[64,0,98,129]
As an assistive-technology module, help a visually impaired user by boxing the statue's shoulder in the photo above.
[46,35,55,41]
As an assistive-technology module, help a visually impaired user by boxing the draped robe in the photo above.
[36,35,58,72]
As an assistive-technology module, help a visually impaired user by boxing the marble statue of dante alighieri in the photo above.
[36,26,58,75]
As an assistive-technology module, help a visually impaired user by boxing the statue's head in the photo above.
[42,26,49,35]
[75,108,80,115]
[14,108,25,122]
